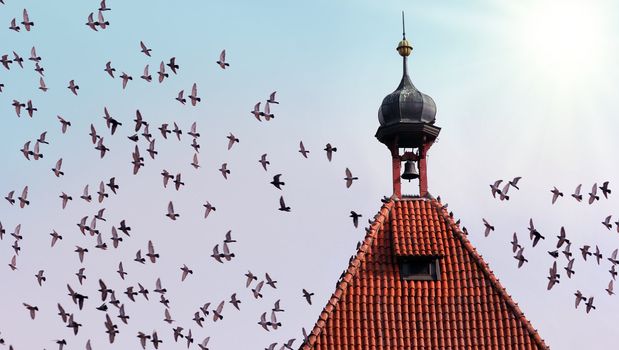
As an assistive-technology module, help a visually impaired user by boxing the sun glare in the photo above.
[512,1,609,85]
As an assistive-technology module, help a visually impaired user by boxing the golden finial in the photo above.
[397,11,412,57]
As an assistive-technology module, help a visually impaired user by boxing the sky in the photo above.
[1,0,619,349]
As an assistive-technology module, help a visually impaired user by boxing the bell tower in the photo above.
[375,13,440,198]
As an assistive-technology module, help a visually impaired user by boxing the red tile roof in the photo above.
[301,196,548,350]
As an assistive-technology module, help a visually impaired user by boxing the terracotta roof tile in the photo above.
[301,197,548,350]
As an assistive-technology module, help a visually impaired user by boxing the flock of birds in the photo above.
[3,1,614,349]
[484,178,616,314]
[0,1,366,349]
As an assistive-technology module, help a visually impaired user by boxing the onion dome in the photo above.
[378,38,436,126]
[375,30,440,149]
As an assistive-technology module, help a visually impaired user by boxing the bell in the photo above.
[401,160,419,181]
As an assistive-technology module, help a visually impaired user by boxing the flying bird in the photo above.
[18,186,29,208]
[265,273,277,289]
[50,230,63,247]
[585,297,596,313]
[158,61,168,83]
[67,80,79,95]
[20,141,31,160]
[21,9,34,31]
[259,154,270,171]
[0,54,12,70]
[324,143,337,162]
[51,158,64,177]
[107,177,119,194]
[13,99,25,117]
[86,12,98,31]
[147,241,159,263]
[262,102,274,120]
[97,11,109,29]
[606,280,615,296]
[176,90,186,104]
[181,265,193,281]
[564,258,575,278]
[166,57,179,74]
[213,301,225,321]
[99,0,111,11]
[344,168,358,188]
[571,184,582,202]
[510,232,521,253]
[481,218,495,237]
[222,242,235,261]
[8,255,17,270]
[29,46,41,62]
[224,230,236,244]
[251,102,262,121]
[216,50,229,69]
[252,280,264,299]
[594,245,603,265]
[489,180,503,198]
[278,196,290,212]
[35,270,46,286]
[26,100,37,117]
[219,163,230,179]
[229,293,241,310]
[508,176,522,190]
[574,290,586,309]
[350,211,362,228]
[198,337,210,350]
[141,65,152,82]
[188,122,200,138]
[191,153,200,169]
[546,261,560,290]
[602,215,613,230]
[57,115,71,133]
[23,303,39,319]
[267,91,279,104]
[514,247,527,268]
[104,61,116,78]
[38,77,48,91]
[211,244,224,263]
[189,83,201,106]
[273,299,284,313]
[588,183,599,204]
[120,72,132,89]
[140,41,152,56]
[299,141,309,158]
[498,182,510,201]
[600,181,611,199]
[227,133,239,150]
[166,201,179,220]
[550,186,563,204]
[9,18,20,32]
[203,201,216,219]
[270,174,285,190]
[302,289,314,305]
[556,226,570,248]
[12,51,24,68]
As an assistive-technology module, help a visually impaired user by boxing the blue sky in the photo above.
[1,0,619,349]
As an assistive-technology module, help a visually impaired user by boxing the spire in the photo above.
[375,13,441,199]
[397,11,412,57]
[396,11,413,85]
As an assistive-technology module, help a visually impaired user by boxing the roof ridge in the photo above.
[300,199,396,350]
[428,199,550,350]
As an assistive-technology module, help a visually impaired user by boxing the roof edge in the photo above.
[429,199,550,350]
[299,198,396,350]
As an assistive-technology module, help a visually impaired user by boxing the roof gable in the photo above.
[301,197,548,350]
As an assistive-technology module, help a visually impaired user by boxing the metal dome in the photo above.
[378,65,436,126]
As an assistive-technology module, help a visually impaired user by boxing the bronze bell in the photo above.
[401,160,419,181]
